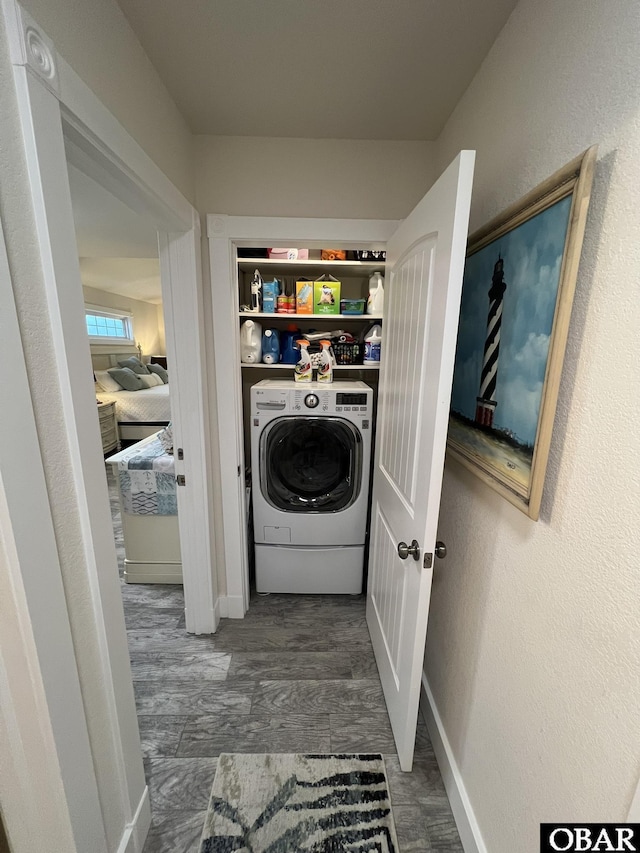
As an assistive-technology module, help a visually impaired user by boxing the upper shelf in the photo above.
[239,312,383,321]
[237,257,386,277]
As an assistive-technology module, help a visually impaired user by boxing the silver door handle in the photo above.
[397,540,420,561]
[435,541,447,559]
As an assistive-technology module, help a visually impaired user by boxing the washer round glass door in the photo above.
[260,416,362,512]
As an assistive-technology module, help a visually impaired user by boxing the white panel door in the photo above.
[367,151,475,771]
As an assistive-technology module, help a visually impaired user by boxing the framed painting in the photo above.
[447,146,597,520]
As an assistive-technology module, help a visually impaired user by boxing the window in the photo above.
[85,305,134,343]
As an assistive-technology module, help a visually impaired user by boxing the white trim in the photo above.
[206,214,397,615]
[219,595,246,620]
[421,673,487,853]
[115,786,151,853]
[1,3,218,851]
[159,225,219,634]
[0,215,95,852]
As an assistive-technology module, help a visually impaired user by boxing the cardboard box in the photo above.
[296,280,314,314]
[262,280,279,313]
[313,276,341,314]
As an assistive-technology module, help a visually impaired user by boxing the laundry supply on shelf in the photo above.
[317,340,334,384]
[367,271,384,315]
[364,324,382,365]
[240,319,263,363]
[262,329,280,364]
[249,268,263,312]
[262,279,279,313]
[294,340,313,382]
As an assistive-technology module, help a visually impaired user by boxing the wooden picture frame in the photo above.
[447,146,597,520]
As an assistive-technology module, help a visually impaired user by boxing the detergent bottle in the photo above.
[280,324,301,364]
[317,340,334,383]
[240,319,262,363]
[261,329,280,364]
[367,271,384,315]
[294,340,312,382]
[364,324,382,365]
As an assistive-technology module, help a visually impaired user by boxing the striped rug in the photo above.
[199,753,398,852]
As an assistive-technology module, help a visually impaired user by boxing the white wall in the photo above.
[83,285,165,356]
[194,135,436,218]
[425,1,640,851]
[22,0,194,202]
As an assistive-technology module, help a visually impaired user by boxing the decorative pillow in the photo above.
[94,369,122,393]
[137,373,164,388]
[117,356,150,375]
[157,423,173,454]
[147,363,169,384]
[107,367,145,391]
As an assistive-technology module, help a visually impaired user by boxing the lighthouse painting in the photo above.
[447,148,596,519]
[449,192,572,491]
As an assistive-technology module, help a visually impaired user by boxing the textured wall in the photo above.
[425,1,640,850]
[194,135,436,219]
[22,0,194,202]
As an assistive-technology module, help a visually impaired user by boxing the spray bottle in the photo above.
[317,339,334,383]
[294,339,312,382]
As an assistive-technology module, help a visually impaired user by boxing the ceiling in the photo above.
[79,258,163,305]
[116,0,518,140]
[67,163,163,303]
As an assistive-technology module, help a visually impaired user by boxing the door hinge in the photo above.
[423,553,433,569]
[237,465,241,477]
[176,474,186,486]
[177,447,184,460]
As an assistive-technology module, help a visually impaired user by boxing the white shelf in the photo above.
[239,312,382,321]
[237,257,386,276]
[240,363,379,371]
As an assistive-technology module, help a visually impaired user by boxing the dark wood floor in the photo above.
[108,467,462,852]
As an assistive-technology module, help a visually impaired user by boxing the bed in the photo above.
[92,351,171,442]
[106,432,182,584]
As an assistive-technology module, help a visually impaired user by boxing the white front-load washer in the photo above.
[250,379,374,594]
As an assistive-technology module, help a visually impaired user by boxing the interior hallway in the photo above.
[108,467,462,852]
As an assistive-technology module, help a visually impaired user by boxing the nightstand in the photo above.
[97,401,119,454]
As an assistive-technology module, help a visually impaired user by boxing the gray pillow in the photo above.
[107,367,145,391]
[117,356,150,375]
[147,362,169,384]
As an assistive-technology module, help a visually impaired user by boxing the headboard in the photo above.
[91,350,139,371]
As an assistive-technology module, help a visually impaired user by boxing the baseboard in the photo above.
[420,673,487,853]
[218,594,246,619]
[116,785,151,853]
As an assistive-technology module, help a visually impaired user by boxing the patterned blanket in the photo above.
[116,437,177,516]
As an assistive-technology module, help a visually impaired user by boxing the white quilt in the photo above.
[96,384,171,423]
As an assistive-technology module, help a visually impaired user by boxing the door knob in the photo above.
[397,540,420,561]
[435,540,447,559]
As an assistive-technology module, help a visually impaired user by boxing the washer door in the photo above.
[260,416,362,513]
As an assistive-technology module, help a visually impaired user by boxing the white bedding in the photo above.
[96,384,171,423]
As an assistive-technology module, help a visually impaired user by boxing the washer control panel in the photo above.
[253,382,372,417]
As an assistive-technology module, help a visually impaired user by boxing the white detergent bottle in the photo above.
[240,319,263,363]
[317,339,334,383]
[367,271,384,315]
[294,339,312,382]
[364,324,382,365]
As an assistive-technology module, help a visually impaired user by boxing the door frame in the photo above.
[3,0,218,634]
[0,1,215,848]
[207,214,397,614]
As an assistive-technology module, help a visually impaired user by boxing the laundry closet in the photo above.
[234,248,386,595]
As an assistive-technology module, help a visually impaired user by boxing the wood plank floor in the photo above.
[107,466,462,852]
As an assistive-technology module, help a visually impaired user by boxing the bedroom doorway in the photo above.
[66,163,187,607]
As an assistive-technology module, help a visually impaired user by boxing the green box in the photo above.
[313,276,341,314]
